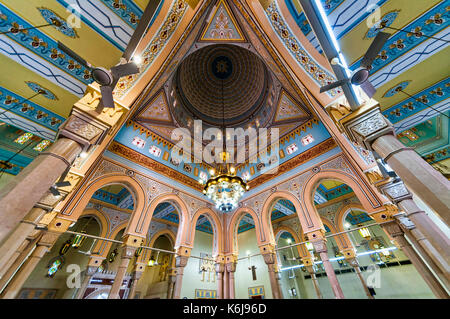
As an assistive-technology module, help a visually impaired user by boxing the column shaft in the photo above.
[108,247,134,299]
[406,230,450,289]
[318,250,345,299]
[217,272,224,299]
[372,134,450,224]
[229,271,235,299]
[223,269,229,299]
[309,271,323,299]
[0,208,47,275]
[399,237,448,298]
[0,138,82,243]
[0,245,48,299]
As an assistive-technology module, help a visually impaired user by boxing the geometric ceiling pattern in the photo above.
[282,0,449,178]
[0,0,160,180]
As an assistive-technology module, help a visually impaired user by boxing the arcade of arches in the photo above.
[0,0,448,300]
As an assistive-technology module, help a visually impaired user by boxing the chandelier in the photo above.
[202,152,249,212]
[200,69,249,212]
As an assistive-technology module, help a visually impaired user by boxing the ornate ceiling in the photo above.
[0,0,448,191]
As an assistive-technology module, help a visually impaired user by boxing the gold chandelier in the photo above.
[201,151,249,213]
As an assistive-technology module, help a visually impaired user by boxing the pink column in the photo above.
[173,255,188,299]
[215,263,225,299]
[226,262,236,299]
[0,138,82,244]
[312,240,345,299]
[108,246,136,299]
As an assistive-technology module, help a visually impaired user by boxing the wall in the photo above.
[275,222,435,299]
[21,219,100,299]
[235,228,273,299]
[180,231,218,299]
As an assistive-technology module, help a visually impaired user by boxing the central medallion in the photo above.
[212,56,233,79]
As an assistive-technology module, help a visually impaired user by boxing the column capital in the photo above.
[121,245,138,259]
[258,243,276,255]
[363,166,391,186]
[225,262,237,273]
[341,248,357,261]
[369,203,398,223]
[175,245,192,258]
[122,234,145,248]
[88,256,105,268]
[379,180,413,204]
[175,255,189,268]
[214,254,226,265]
[85,265,99,276]
[327,101,395,151]
[224,253,238,264]
[394,213,416,231]
[215,262,225,273]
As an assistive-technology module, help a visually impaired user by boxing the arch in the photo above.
[144,193,190,249]
[228,207,264,255]
[139,228,177,264]
[62,173,147,237]
[301,170,382,235]
[261,191,311,245]
[273,225,308,258]
[335,203,371,233]
[80,209,109,240]
[97,222,128,258]
[320,216,352,251]
[188,207,223,256]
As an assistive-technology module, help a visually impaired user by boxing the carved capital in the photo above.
[311,239,328,253]
[86,265,99,276]
[339,105,395,151]
[261,252,277,265]
[215,263,225,273]
[394,214,416,231]
[175,246,192,258]
[225,262,237,273]
[345,257,359,268]
[380,180,412,204]
[122,234,145,248]
[176,255,189,268]
[214,254,226,265]
[121,246,137,259]
[59,109,109,147]
[381,221,404,238]
[75,85,127,127]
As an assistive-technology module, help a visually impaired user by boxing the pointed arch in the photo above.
[273,225,309,258]
[261,191,311,245]
[320,216,352,251]
[228,207,264,255]
[61,173,147,238]
[144,193,190,249]
[301,170,383,236]
[188,207,223,256]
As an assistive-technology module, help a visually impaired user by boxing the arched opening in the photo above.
[179,211,217,299]
[20,215,101,299]
[234,212,272,299]
[134,202,179,299]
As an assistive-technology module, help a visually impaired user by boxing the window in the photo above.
[149,145,162,157]
[33,140,51,152]
[301,134,314,146]
[14,132,33,145]
[132,136,146,149]
[286,143,298,155]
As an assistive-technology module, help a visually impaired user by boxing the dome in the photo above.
[172,44,272,128]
